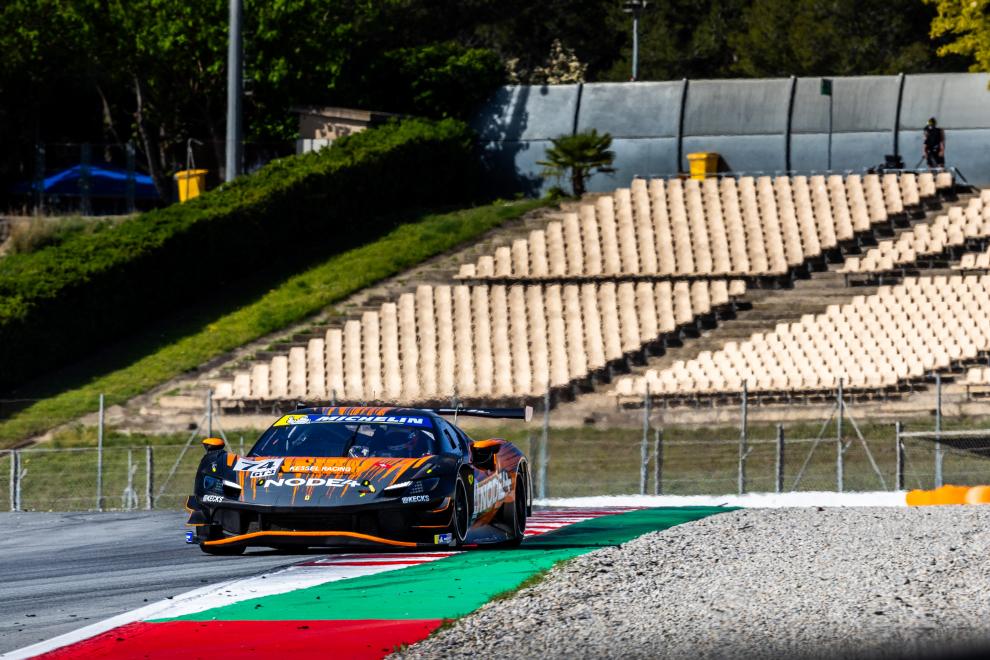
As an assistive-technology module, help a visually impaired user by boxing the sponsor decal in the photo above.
[185,531,195,544]
[202,494,224,503]
[434,533,453,545]
[273,414,431,427]
[262,477,362,488]
[290,464,352,473]
[473,470,512,518]
[233,457,285,479]
[402,495,430,504]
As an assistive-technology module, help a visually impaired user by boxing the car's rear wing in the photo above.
[432,406,533,422]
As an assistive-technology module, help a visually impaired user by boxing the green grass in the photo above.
[0,198,549,447]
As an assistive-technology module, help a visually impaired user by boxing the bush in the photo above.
[0,118,479,391]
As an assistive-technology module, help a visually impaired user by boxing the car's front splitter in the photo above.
[201,529,453,549]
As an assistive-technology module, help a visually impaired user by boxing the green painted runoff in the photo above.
[161,507,733,623]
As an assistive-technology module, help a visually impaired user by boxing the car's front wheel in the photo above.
[447,475,471,547]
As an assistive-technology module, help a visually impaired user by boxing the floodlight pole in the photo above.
[225,0,243,182]
[623,1,648,82]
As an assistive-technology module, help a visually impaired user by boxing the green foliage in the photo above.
[0,118,478,392]
[731,0,963,77]
[926,0,990,76]
[0,197,549,446]
[368,43,504,119]
[6,216,124,255]
[538,130,615,197]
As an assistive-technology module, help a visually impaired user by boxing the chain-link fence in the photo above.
[8,380,990,510]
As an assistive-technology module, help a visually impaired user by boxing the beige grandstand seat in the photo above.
[842,192,990,274]
[288,346,307,399]
[306,338,326,399]
[613,273,990,399]
[270,355,288,399]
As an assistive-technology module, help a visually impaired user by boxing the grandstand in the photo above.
[207,169,974,413]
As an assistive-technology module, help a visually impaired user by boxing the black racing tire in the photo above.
[497,471,527,547]
[200,543,246,556]
[448,475,471,547]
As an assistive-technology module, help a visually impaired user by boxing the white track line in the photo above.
[537,492,907,508]
[6,508,626,659]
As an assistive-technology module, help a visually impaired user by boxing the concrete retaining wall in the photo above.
[474,73,990,195]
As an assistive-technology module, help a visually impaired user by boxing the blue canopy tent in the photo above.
[13,164,159,199]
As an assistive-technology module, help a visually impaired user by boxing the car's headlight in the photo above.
[383,478,439,495]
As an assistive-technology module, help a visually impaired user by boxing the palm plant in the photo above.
[538,129,616,197]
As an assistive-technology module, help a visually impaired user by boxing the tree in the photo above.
[538,130,615,197]
[731,0,964,77]
[926,0,990,75]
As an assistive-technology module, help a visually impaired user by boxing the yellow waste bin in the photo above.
[175,169,208,202]
[686,152,719,180]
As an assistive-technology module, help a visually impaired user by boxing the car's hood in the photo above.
[228,455,433,507]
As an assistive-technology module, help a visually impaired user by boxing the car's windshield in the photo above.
[249,414,438,459]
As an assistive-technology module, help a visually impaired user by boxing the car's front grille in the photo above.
[265,513,363,533]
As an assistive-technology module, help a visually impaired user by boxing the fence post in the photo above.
[34,143,45,212]
[935,373,943,488]
[654,428,662,495]
[775,424,785,494]
[206,389,213,438]
[145,446,154,511]
[80,143,92,216]
[239,436,245,456]
[126,142,137,214]
[8,451,15,512]
[13,450,22,512]
[738,380,748,495]
[837,379,844,493]
[126,449,134,510]
[895,421,904,491]
[539,387,550,500]
[640,383,650,495]
[97,393,104,512]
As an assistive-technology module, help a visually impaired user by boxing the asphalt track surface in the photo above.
[0,512,306,654]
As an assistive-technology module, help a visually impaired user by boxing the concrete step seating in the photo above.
[842,189,990,274]
[213,279,746,403]
[612,274,990,400]
[456,172,951,282]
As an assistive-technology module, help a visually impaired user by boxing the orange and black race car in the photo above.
[185,406,532,555]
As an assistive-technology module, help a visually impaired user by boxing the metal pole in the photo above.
[97,393,104,511]
[126,142,136,214]
[126,449,134,510]
[8,452,14,512]
[225,0,243,182]
[837,379,844,493]
[935,373,943,488]
[895,421,904,491]
[775,424,785,494]
[738,380,748,495]
[539,387,550,500]
[631,12,639,81]
[206,389,213,438]
[239,436,245,456]
[80,143,92,216]
[145,446,154,510]
[827,92,833,171]
[14,451,22,512]
[34,143,45,212]
[640,383,650,495]
[654,428,662,495]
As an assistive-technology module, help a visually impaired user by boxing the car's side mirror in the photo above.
[202,437,225,451]
[471,439,501,469]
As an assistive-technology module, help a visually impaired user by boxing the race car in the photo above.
[185,406,532,554]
